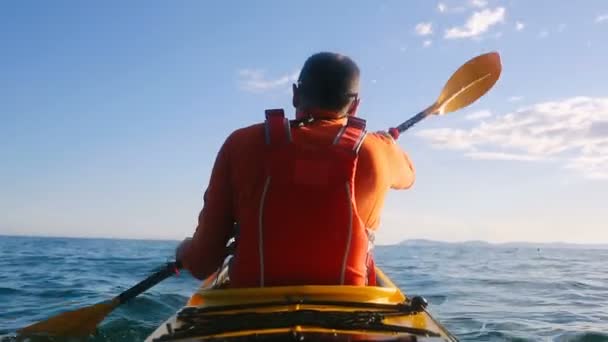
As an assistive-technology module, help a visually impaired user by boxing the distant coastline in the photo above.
[2,234,608,249]
[397,238,608,249]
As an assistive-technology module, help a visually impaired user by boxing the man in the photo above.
[177,52,415,287]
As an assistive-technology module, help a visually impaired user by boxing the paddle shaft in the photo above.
[388,105,434,140]
[117,261,182,304]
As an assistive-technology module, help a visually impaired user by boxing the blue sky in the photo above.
[1,0,607,244]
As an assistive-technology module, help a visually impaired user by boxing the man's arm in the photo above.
[179,135,235,280]
[391,147,415,189]
[375,131,415,189]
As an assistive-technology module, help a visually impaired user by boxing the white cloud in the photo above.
[423,40,433,47]
[416,96,608,180]
[538,30,549,39]
[567,159,608,179]
[238,69,298,93]
[515,21,525,31]
[465,110,493,120]
[508,96,524,102]
[437,2,466,14]
[415,22,433,36]
[444,7,506,39]
[469,0,488,8]
[465,151,545,161]
[596,14,608,23]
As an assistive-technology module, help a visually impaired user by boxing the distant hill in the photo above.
[498,241,608,249]
[398,239,443,246]
[398,239,490,246]
[398,239,608,249]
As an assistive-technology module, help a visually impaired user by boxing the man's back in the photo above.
[223,117,415,232]
[220,114,415,286]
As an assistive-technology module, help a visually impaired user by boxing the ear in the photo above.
[346,97,360,116]
[292,83,300,108]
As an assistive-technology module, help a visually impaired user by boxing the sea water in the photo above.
[1,236,606,341]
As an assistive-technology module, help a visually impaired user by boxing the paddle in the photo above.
[387,51,502,139]
[17,261,182,338]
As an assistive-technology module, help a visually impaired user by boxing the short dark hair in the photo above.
[297,52,360,111]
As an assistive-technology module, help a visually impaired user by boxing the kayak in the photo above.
[145,264,458,341]
[146,264,458,341]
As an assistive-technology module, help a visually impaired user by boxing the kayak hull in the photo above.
[145,267,457,341]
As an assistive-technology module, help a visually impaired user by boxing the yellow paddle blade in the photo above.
[17,299,119,338]
[433,51,502,115]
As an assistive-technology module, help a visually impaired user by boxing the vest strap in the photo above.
[264,109,291,145]
[333,116,367,154]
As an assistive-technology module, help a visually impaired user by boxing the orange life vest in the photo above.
[228,109,375,287]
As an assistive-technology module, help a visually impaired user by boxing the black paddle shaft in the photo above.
[396,110,428,133]
[388,110,429,140]
[117,261,182,304]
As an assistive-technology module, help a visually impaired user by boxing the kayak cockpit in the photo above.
[144,266,458,342]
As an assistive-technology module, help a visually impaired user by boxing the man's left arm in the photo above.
[178,135,235,280]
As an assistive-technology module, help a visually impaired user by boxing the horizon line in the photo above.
[1,233,607,247]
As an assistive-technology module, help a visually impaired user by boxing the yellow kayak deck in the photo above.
[145,267,458,341]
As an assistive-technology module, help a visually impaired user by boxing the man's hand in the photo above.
[175,237,193,262]
[375,130,396,144]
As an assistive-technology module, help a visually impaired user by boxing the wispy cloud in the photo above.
[465,110,493,120]
[515,21,525,31]
[237,69,298,93]
[437,2,466,14]
[538,29,549,39]
[444,7,506,39]
[469,0,488,8]
[508,96,524,102]
[465,151,545,161]
[415,22,433,36]
[596,14,608,23]
[416,97,608,180]
[423,40,433,47]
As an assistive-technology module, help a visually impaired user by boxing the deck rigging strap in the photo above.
[153,307,441,341]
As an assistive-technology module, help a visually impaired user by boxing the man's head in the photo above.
[293,52,361,118]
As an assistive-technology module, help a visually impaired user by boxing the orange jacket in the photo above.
[230,110,371,287]
[182,110,415,282]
